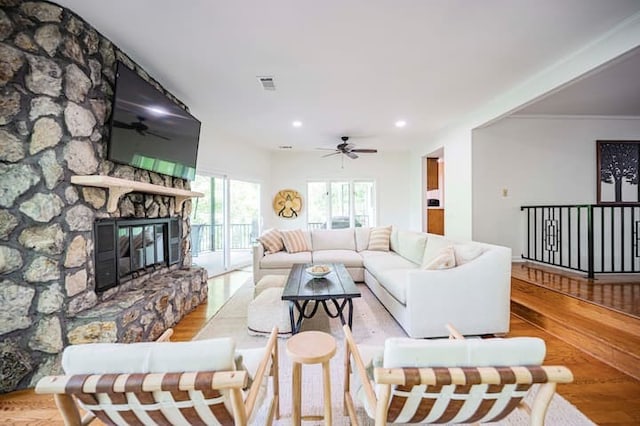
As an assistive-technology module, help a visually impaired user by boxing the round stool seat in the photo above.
[286,331,337,364]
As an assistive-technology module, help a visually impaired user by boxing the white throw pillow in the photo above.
[62,338,236,375]
[423,245,456,270]
[454,244,484,265]
[281,229,311,253]
[383,336,546,368]
[258,228,284,254]
[355,227,371,252]
[421,235,452,266]
[368,226,392,251]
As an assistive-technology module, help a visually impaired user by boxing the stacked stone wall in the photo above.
[0,1,200,392]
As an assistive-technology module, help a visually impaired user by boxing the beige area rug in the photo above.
[195,279,595,425]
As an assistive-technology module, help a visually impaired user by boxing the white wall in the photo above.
[267,150,411,230]
[194,125,272,229]
[410,128,473,240]
[472,116,640,256]
[407,15,640,239]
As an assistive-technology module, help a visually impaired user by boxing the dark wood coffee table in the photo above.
[281,263,361,334]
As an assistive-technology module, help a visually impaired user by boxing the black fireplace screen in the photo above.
[94,217,181,292]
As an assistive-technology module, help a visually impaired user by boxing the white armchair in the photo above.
[36,328,280,426]
[343,325,573,425]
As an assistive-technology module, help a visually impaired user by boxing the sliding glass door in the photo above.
[191,175,226,276]
[229,179,260,269]
[190,175,260,276]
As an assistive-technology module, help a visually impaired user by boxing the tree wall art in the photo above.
[597,140,640,204]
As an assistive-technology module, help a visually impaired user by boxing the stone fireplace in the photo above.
[94,217,182,292]
[0,1,207,393]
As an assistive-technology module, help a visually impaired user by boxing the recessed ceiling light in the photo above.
[395,120,407,128]
[292,121,303,128]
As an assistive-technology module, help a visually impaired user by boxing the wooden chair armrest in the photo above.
[374,365,573,386]
[446,323,464,340]
[244,327,279,418]
[343,325,377,412]
[37,371,247,393]
[155,328,173,342]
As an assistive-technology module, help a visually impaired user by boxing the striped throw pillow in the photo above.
[368,226,392,251]
[281,229,311,253]
[258,229,284,254]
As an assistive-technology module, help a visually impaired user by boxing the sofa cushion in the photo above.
[368,226,392,251]
[281,229,311,253]
[421,234,453,266]
[258,228,284,254]
[311,228,356,251]
[312,250,364,268]
[362,251,418,281]
[375,269,412,305]
[383,337,546,368]
[62,338,236,375]
[362,251,418,270]
[423,245,456,270]
[355,227,371,252]
[260,251,312,269]
[390,229,428,265]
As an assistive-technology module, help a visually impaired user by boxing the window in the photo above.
[307,180,376,229]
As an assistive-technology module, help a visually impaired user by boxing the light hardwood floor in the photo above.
[1,269,639,425]
[512,261,640,318]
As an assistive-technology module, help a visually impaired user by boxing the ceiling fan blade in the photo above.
[351,149,378,153]
[146,131,170,141]
[322,151,341,158]
[316,147,338,151]
[113,120,136,130]
[345,152,359,159]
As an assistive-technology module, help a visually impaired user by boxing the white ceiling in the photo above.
[513,46,640,117]
[55,1,640,151]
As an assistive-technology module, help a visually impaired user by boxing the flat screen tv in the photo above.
[107,61,201,181]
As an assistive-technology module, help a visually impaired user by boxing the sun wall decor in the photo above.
[273,189,303,218]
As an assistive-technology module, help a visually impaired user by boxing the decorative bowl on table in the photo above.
[306,264,332,278]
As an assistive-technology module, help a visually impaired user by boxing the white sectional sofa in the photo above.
[252,227,512,338]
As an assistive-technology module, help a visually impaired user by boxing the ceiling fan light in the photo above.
[395,120,407,128]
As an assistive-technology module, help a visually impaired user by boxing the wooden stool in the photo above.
[286,331,337,425]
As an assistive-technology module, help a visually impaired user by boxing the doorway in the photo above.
[424,149,444,235]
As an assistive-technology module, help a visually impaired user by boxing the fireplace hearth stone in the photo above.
[66,267,207,345]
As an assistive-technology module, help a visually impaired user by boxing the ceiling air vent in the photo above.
[258,76,276,91]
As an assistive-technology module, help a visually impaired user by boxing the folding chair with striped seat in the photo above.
[343,325,573,425]
[36,327,280,426]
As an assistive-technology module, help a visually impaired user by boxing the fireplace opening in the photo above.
[95,217,181,292]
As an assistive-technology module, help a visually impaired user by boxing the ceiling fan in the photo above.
[318,136,378,159]
[112,115,170,140]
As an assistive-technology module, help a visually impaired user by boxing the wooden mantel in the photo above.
[71,175,204,213]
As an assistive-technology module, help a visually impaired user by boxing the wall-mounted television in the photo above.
[107,61,201,181]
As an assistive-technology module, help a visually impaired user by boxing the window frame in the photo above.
[306,179,377,229]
